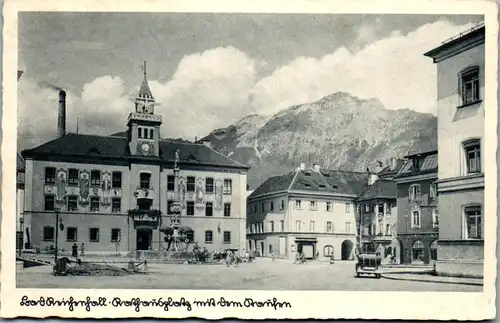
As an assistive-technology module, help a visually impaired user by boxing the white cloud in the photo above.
[18,20,477,149]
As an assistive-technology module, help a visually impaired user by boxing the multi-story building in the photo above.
[21,65,249,254]
[355,157,403,262]
[394,149,439,265]
[424,24,485,277]
[246,163,368,261]
[17,153,26,251]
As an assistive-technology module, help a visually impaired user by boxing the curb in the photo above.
[381,274,483,286]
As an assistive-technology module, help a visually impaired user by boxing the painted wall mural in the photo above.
[178,176,186,209]
[79,170,90,206]
[214,179,223,210]
[55,168,67,204]
[101,171,112,206]
[195,177,205,211]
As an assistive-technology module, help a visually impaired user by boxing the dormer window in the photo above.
[305,172,311,176]
[412,157,423,171]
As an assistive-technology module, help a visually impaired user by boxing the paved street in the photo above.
[17,259,481,291]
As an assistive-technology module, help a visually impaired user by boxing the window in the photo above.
[432,209,439,228]
[205,178,214,193]
[223,231,231,244]
[464,205,482,239]
[44,195,55,211]
[67,196,78,212]
[67,227,78,242]
[310,201,317,211]
[187,177,195,192]
[295,200,302,209]
[269,221,274,232]
[68,169,79,185]
[261,203,265,212]
[223,179,232,194]
[429,183,437,199]
[112,198,121,213]
[409,184,421,202]
[205,230,213,243]
[260,222,265,233]
[187,202,195,216]
[167,200,174,215]
[345,203,351,213]
[295,220,301,232]
[45,167,56,184]
[268,244,273,254]
[186,231,194,242]
[43,226,54,241]
[326,221,332,233]
[111,228,121,242]
[167,175,175,191]
[138,127,142,138]
[205,202,213,216]
[323,245,334,257]
[412,158,423,171]
[386,203,392,214]
[251,224,256,234]
[140,173,151,189]
[90,170,101,186]
[280,200,285,210]
[280,220,284,232]
[112,172,122,188]
[377,204,384,214]
[310,221,315,232]
[460,66,480,105]
[411,209,421,228]
[464,140,481,174]
[412,240,424,262]
[326,202,332,212]
[385,224,391,236]
[90,197,100,212]
[149,129,154,139]
[89,228,100,242]
[365,204,370,212]
[253,204,257,213]
[345,222,351,233]
[270,201,274,211]
[224,203,231,217]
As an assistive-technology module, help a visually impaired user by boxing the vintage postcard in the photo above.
[1,0,498,319]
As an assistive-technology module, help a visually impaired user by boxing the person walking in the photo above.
[71,242,78,258]
[80,242,85,257]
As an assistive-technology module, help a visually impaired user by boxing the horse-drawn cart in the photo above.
[355,252,382,278]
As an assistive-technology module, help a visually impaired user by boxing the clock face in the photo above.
[141,143,150,153]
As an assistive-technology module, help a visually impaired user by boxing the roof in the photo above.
[396,151,438,179]
[138,76,153,99]
[406,140,438,158]
[376,159,405,179]
[21,133,248,169]
[424,24,485,63]
[356,179,396,202]
[248,168,369,199]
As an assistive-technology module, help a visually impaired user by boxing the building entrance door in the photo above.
[260,241,264,257]
[136,229,152,250]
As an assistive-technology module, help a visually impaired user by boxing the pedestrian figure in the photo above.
[330,252,335,264]
[225,250,233,267]
[80,242,85,257]
[272,251,276,262]
[71,242,78,258]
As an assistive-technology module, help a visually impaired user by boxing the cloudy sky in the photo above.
[18,13,483,150]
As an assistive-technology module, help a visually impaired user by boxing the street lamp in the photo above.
[18,217,24,257]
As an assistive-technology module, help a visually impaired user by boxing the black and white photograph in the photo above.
[1,0,498,320]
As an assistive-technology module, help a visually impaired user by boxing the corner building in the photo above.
[424,24,485,278]
[22,66,249,254]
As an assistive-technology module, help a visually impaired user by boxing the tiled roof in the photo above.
[396,151,438,178]
[21,133,248,169]
[407,140,438,157]
[248,168,369,199]
[248,171,296,199]
[356,179,396,202]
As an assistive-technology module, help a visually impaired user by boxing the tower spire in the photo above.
[143,61,147,78]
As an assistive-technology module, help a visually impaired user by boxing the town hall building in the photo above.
[21,63,249,255]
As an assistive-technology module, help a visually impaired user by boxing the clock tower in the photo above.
[127,61,162,157]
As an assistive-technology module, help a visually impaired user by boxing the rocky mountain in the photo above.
[201,92,437,189]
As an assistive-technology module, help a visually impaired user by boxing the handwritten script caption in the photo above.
[20,296,292,313]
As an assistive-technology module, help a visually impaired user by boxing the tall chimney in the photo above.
[58,90,66,138]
